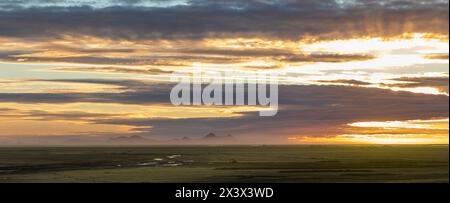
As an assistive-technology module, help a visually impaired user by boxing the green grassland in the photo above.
[0,145,448,183]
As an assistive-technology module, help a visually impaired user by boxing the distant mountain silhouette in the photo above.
[199,133,236,144]
[109,135,154,144]
[203,133,217,139]
[107,133,237,145]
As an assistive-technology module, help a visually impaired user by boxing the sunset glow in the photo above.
[0,0,448,145]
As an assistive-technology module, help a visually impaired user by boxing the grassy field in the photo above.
[0,145,448,183]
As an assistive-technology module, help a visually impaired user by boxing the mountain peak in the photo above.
[204,133,217,139]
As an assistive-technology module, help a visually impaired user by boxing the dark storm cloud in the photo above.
[0,0,447,41]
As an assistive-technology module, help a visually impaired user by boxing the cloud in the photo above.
[0,41,376,66]
[0,0,188,10]
[0,78,447,143]
[314,79,372,86]
[281,54,375,63]
[0,80,171,104]
[385,76,449,94]
[16,81,440,141]
[0,0,447,41]
[0,106,120,122]
[23,110,120,121]
[424,53,449,60]
[50,67,173,75]
[0,0,448,144]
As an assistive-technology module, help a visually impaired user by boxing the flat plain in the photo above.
[0,145,448,183]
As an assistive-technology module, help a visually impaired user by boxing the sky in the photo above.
[0,0,448,145]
